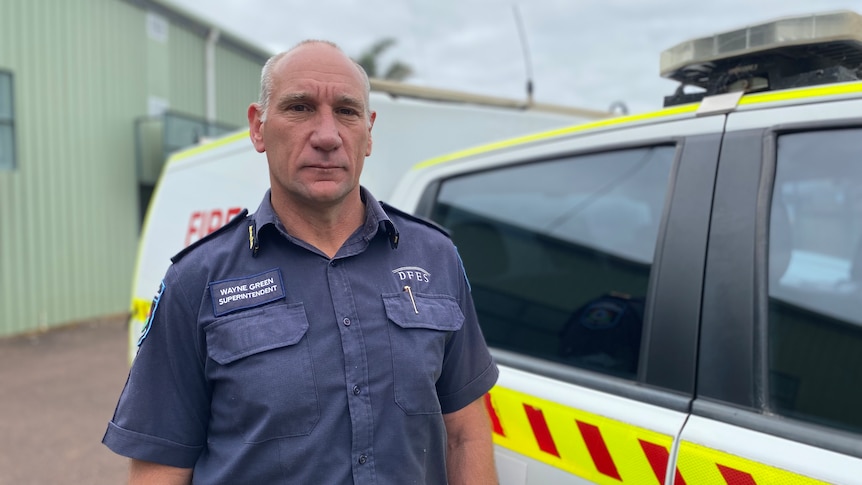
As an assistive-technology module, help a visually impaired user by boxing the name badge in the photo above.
[209,269,285,316]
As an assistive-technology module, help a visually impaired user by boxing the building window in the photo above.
[0,70,15,170]
[429,145,676,379]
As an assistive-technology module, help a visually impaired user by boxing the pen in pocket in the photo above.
[403,285,419,314]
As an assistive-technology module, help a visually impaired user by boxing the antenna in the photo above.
[512,5,534,107]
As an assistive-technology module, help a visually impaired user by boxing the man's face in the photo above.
[248,43,375,211]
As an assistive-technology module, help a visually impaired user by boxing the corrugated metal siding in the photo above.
[165,25,266,129]
[0,0,265,337]
[0,3,23,332]
[0,0,146,336]
[168,25,206,116]
[215,47,266,127]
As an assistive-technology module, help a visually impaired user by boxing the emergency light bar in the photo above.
[660,10,862,106]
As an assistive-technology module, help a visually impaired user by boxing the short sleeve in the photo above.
[436,247,499,413]
[102,265,210,468]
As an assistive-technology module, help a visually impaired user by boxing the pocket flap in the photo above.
[382,293,464,331]
[205,303,309,365]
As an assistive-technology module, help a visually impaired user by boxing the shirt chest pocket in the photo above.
[205,302,319,443]
[382,293,464,415]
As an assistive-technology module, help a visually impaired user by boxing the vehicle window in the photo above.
[430,146,676,379]
[769,128,862,433]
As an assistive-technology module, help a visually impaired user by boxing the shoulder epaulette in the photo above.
[171,209,249,263]
[381,202,450,239]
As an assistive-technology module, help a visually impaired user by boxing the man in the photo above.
[103,40,499,484]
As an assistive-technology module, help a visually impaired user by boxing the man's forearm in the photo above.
[446,434,497,485]
[444,397,498,485]
[129,459,193,485]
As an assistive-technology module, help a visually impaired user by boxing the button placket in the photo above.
[327,254,374,482]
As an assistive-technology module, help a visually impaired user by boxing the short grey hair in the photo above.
[257,40,372,123]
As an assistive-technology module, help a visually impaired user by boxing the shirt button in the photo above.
[330,260,337,267]
[343,317,351,326]
[353,385,361,395]
[358,454,367,464]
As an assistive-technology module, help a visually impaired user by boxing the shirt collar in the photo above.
[248,187,399,256]
[359,187,399,249]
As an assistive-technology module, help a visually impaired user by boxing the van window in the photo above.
[769,128,862,433]
[430,146,675,378]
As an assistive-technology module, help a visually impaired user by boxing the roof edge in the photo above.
[369,78,612,119]
[126,0,274,63]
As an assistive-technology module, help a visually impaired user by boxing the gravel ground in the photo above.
[0,316,131,485]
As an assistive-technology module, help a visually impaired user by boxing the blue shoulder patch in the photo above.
[138,280,165,346]
[453,247,472,293]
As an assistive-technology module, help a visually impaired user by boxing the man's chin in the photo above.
[302,182,358,204]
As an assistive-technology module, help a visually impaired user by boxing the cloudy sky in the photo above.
[164,0,862,114]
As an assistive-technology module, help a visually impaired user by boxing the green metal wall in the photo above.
[0,0,267,337]
[168,25,206,116]
[216,46,267,127]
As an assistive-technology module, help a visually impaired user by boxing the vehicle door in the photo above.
[408,113,725,484]
[675,94,862,484]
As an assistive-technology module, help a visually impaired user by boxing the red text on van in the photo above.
[185,207,242,246]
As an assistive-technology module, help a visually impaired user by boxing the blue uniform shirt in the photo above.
[103,188,498,484]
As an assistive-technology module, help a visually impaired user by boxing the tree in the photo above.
[355,38,413,81]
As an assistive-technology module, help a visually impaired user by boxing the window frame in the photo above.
[0,69,16,171]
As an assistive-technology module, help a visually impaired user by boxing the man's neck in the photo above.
[273,193,366,259]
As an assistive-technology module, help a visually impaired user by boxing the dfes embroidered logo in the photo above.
[392,266,431,284]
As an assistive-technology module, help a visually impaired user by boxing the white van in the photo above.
[127,82,606,359]
[386,10,862,485]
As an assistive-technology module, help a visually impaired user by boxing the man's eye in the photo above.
[288,104,309,112]
[337,108,359,116]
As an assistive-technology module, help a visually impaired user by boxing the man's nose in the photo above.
[310,111,343,151]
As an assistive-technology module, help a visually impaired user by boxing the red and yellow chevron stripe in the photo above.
[484,386,829,484]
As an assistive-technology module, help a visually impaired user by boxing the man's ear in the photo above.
[248,104,266,153]
[366,111,376,157]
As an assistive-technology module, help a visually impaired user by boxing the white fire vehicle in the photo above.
[385,10,862,485]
